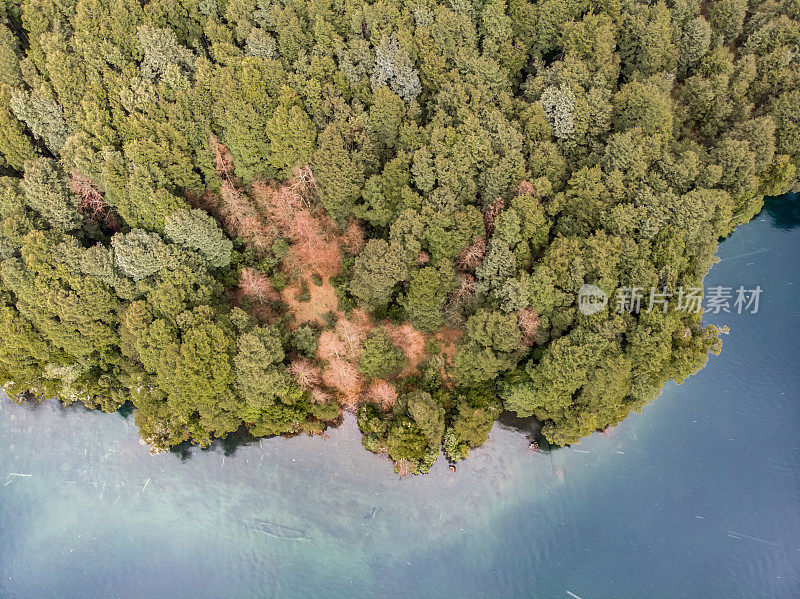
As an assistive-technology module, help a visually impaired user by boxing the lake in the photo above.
[1,194,798,599]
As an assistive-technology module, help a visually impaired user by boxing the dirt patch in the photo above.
[281,274,343,329]
[435,327,463,361]
[434,326,463,383]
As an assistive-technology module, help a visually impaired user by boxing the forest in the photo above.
[0,0,797,474]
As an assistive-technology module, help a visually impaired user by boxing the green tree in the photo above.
[708,0,747,44]
[21,159,81,231]
[678,17,711,76]
[402,264,454,333]
[453,309,521,385]
[165,208,232,268]
[234,325,292,411]
[476,238,516,293]
[445,387,502,461]
[10,90,70,155]
[371,36,421,102]
[112,229,173,281]
[137,25,195,80]
[406,389,445,446]
[350,239,408,306]
[359,328,406,378]
[313,120,365,221]
[386,416,428,462]
[264,101,316,178]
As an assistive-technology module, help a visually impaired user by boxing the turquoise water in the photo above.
[1,195,799,598]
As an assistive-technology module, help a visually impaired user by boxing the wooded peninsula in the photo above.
[0,0,797,474]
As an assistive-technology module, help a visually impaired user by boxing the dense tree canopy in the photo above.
[0,0,796,473]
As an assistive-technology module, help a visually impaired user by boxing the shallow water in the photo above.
[1,195,799,598]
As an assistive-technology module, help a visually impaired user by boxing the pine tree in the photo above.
[165,208,232,268]
[10,90,71,155]
[20,158,81,231]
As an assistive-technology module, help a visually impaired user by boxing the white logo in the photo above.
[578,284,608,315]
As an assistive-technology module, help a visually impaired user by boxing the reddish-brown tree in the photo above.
[317,330,348,362]
[210,134,236,182]
[335,318,369,361]
[517,180,536,197]
[456,238,487,272]
[518,308,540,346]
[387,323,426,363]
[365,379,398,410]
[322,358,362,407]
[290,165,317,200]
[395,458,413,477]
[70,171,119,231]
[219,181,255,232]
[185,189,220,215]
[310,388,332,405]
[483,197,505,237]
[342,220,366,255]
[239,267,277,303]
[289,359,322,390]
[252,181,302,233]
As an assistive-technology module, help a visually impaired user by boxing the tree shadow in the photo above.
[496,410,553,451]
[168,424,266,462]
[763,192,800,231]
[496,410,540,435]
[116,400,135,419]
